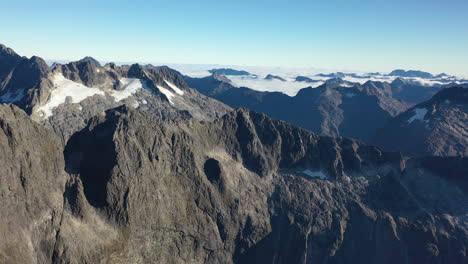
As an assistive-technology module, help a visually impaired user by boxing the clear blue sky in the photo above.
[2,0,467,75]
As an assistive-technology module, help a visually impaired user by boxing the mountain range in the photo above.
[0,44,467,264]
[0,44,229,142]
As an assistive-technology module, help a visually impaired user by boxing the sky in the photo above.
[1,0,468,75]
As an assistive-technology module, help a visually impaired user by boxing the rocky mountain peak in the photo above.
[391,77,408,86]
[212,72,232,83]
[127,63,146,79]
[0,43,19,57]
[79,56,101,67]
[264,74,286,81]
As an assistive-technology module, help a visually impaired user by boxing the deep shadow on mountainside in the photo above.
[1,104,467,264]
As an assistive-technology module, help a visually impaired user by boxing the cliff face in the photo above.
[1,104,467,264]
[0,105,66,264]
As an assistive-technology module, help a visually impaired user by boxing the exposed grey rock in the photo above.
[0,48,52,113]
[1,41,467,264]
[212,72,232,83]
[79,56,101,67]
[0,44,23,81]
[0,104,66,264]
[0,104,467,263]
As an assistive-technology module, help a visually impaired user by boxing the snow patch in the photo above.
[156,85,175,105]
[407,108,428,124]
[302,169,328,179]
[110,78,143,101]
[37,73,105,118]
[164,80,184,95]
[338,82,355,88]
[131,101,139,108]
[141,99,148,104]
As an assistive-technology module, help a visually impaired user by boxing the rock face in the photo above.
[2,104,466,263]
[78,56,101,67]
[373,87,468,156]
[0,104,66,264]
[186,75,409,142]
[0,45,52,112]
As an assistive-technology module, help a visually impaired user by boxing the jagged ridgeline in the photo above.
[0,44,467,264]
[0,44,230,142]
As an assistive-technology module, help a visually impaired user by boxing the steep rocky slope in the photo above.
[0,104,66,264]
[373,87,468,156]
[2,104,466,263]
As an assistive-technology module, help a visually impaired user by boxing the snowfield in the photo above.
[110,78,144,101]
[407,108,428,124]
[156,85,175,105]
[37,73,105,118]
[165,80,184,95]
[36,74,148,119]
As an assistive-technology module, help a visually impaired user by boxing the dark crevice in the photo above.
[204,158,221,184]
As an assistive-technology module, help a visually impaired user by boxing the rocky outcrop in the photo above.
[79,56,101,67]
